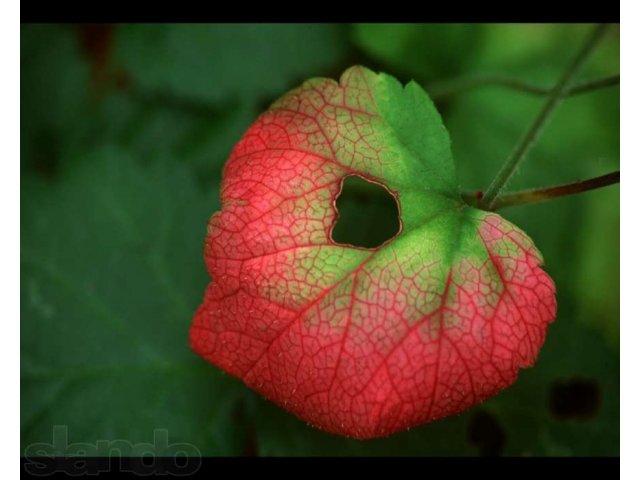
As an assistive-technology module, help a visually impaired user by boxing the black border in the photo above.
[21,456,620,478]
[21,2,620,24]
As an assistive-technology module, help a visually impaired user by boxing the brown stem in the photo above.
[464,171,620,210]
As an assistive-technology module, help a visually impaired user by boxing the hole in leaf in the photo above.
[549,378,601,420]
[467,410,507,456]
[331,175,401,249]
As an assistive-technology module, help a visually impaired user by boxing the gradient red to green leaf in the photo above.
[190,66,556,439]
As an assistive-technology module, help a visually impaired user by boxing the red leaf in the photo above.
[190,66,556,439]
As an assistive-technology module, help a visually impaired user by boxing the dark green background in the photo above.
[21,23,619,456]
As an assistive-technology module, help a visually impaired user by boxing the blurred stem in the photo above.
[463,171,620,210]
[428,74,619,100]
[479,24,610,211]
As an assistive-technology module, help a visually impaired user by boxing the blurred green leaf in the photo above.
[113,24,349,107]
[21,25,91,175]
[352,24,481,82]
[471,24,619,80]
[21,148,249,455]
[78,91,257,185]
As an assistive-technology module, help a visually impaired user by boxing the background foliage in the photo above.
[21,23,620,456]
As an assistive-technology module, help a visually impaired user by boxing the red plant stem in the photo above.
[464,171,620,210]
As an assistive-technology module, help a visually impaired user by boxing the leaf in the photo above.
[21,148,249,455]
[113,24,349,107]
[190,66,557,439]
[471,24,619,78]
[21,24,91,175]
[352,24,482,82]
[81,90,258,185]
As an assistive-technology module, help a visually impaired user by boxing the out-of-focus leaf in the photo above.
[82,92,257,185]
[113,24,349,107]
[21,25,91,175]
[352,23,481,82]
[471,24,619,79]
[21,148,249,455]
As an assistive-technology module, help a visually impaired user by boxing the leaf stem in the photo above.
[479,24,610,211]
[569,75,620,96]
[428,73,619,100]
[463,171,620,210]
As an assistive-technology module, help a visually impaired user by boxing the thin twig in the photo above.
[569,75,620,96]
[466,171,620,210]
[428,74,619,100]
[480,24,610,210]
